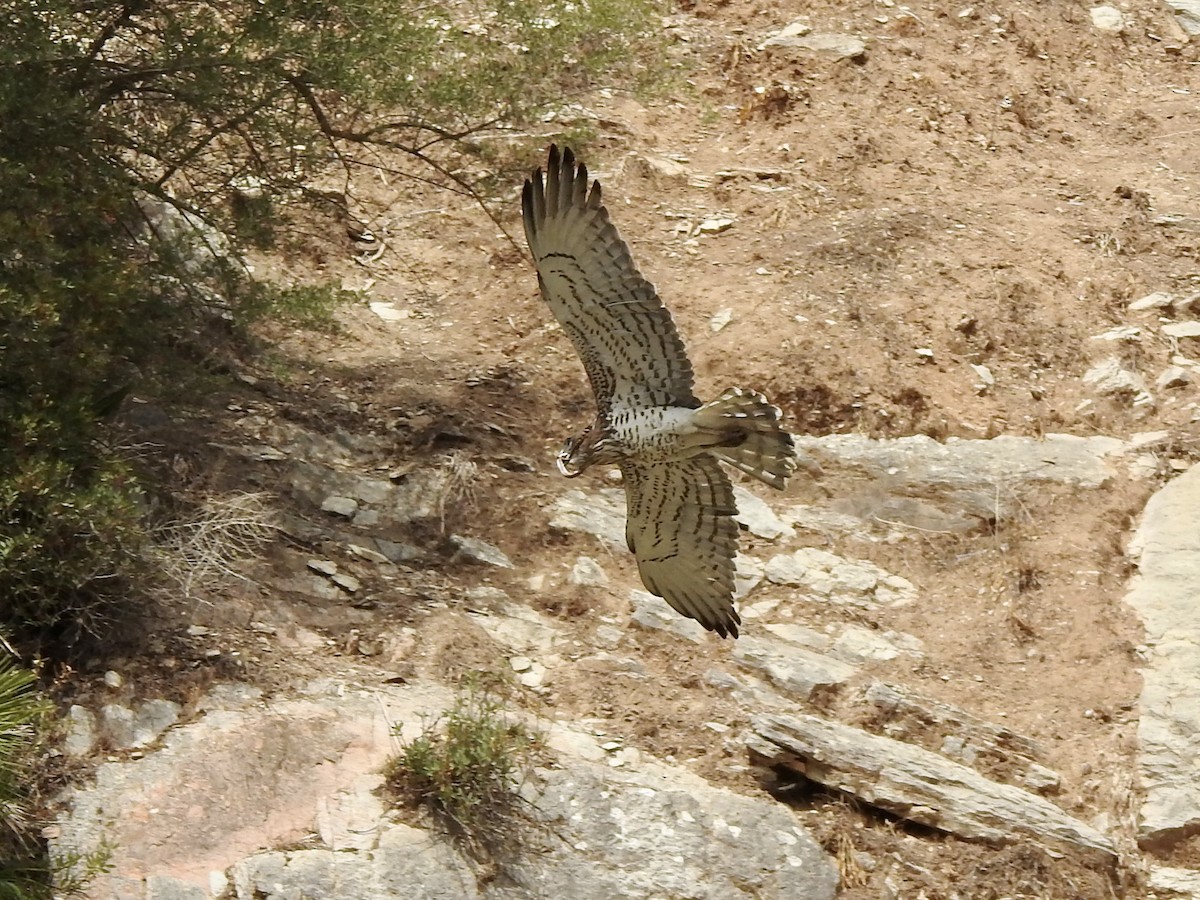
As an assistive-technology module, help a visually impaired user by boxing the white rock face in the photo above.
[55,679,839,900]
[570,555,609,586]
[792,433,1129,491]
[1089,5,1124,32]
[1083,357,1148,398]
[1129,291,1174,311]
[1162,321,1200,338]
[1125,464,1200,846]
[734,484,795,540]
[749,713,1116,859]
[764,547,916,607]
[1164,0,1200,35]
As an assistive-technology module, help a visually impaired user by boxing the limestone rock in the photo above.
[831,626,923,663]
[1163,321,1200,338]
[320,495,359,518]
[862,681,1046,777]
[468,601,562,654]
[698,216,735,235]
[618,151,690,185]
[1148,866,1200,897]
[761,31,867,60]
[748,713,1116,860]
[733,485,794,540]
[367,301,410,322]
[232,824,479,900]
[550,488,626,548]
[135,195,232,276]
[1164,0,1200,35]
[1125,464,1200,846]
[569,556,609,586]
[53,681,455,895]
[514,762,839,899]
[63,705,97,758]
[1130,291,1174,311]
[1084,357,1149,400]
[449,534,513,568]
[145,876,211,900]
[1157,365,1191,390]
[734,554,765,599]
[764,547,916,607]
[101,699,180,750]
[315,773,386,851]
[1089,5,1125,31]
[1090,325,1141,342]
[307,558,339,576]
[630,590,709,643]
[290,461,444,525]
[733,634,858,699]
[791,433,1128,491]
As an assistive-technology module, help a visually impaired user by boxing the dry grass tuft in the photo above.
[149,491,277,600]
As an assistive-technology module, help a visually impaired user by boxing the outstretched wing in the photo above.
[522,145,697,414]
[621,457,741,638]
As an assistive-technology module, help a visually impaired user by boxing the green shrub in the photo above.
[0,650,111,899]
[0,456,144,641]
[0,0,666,645]
[384,678,539,860]
[0,653,51,899]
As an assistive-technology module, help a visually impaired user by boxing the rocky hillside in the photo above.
[46,1,1200,897]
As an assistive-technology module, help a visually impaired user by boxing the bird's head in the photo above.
[556,422,620,477]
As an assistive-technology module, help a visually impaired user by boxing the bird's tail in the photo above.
[694,388,797,490]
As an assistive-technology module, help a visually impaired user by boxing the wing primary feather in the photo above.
[522,143,700,417]
[545,144,562,222]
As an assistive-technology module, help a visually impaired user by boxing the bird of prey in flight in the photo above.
[522,145,797,638]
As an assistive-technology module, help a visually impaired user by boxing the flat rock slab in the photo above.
[761,31,867,60]
[764,547,916,606]
[54,679,839,899]
[733,634,858,700]
[793,433,1129,491]
[748,713,1116,862]
[1125,464,1200,847]
[232,824,479,900]
[232,761,839,900]
[512,762,839,899]
[53,681,453,897]
[550,435,1130,552]
[1165,0,1200,35]
[862,681,1046,775]
[550,488,626,547]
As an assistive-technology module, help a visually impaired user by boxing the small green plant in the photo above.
[0,645,114,898]
[236,282,354,330]
[0,651,53,899]
[47,849,114,898]
[383,676,538,860]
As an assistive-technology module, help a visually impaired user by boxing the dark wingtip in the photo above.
[706,611,740,639]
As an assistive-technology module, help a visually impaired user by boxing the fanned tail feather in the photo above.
[695,388,797,490]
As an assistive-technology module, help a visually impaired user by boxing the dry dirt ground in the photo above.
[79,1,1200,897]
